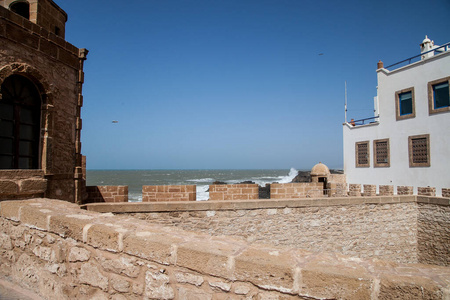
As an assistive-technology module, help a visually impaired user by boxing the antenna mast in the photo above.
[344,81,347,123]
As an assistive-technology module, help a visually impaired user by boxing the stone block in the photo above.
[19,204,52,230]
[177,239,240,279]
[145,270,174,299]
[0,180,19,195]
[175,271,204,286]
[442,188,450,198]
[86,223,125,252]
[234,247,295,293]
[300,264,372,299]
[378,274,444,299]
[0,200,23,220]
[79,262,108,291]
[363,184,376,196]
[19,179,47,194]
[49,212,95,242]
[122,231,182,265]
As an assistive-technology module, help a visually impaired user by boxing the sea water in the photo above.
[86,168,300,202]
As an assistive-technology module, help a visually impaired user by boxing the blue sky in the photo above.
[59,0,450,170]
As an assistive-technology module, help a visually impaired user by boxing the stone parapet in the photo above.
[379,185,394,196]
[363,184,376,196]
[1,198,449,299]
[348,183,361,197]
[443,188,450,198]
[270,182,323,199]
[85,186,128,203]
[397,185,414,195]
[418,187,437,196]
[209,184,258,201]
[142,185,196,202]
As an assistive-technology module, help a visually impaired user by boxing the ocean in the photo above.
[86,168,300,202]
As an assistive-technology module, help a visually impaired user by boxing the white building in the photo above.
[343,36,450,196]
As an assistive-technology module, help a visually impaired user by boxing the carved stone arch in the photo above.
[0,63,55,172]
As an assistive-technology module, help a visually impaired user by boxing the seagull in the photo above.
[112,120,118,123]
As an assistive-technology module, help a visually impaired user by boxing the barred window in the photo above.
[408,134,430,167]
[374,139,390,167]
[355,141,370,167]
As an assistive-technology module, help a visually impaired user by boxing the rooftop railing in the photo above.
[348,116,379,126]
[385,42,450,70]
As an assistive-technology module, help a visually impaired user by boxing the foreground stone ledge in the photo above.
[0,199,449,300]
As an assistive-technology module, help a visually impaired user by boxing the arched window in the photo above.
[9,1,30,20]
[0,75,41,169]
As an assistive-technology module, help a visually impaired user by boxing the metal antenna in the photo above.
[344,81,348,123]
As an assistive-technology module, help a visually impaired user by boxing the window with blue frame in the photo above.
[428,77,450,114]
[395,87,415,120]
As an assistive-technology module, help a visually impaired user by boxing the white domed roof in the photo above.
[311,162,330,176]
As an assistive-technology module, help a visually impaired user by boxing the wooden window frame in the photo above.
[373,138,390,168]
[395,87,415,120]
[428,76,450,115]
[408,134,430,167]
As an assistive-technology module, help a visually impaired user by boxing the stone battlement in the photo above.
[1,198,450,299]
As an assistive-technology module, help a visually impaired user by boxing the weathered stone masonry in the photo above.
[0,2,87,203]
[1,198,450,299]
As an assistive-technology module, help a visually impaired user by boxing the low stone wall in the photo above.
[85,186,128,203]
[0,170,47,201]
[142,185,196,202]
[270,182,323,199]
[209,184,258,201]
[1,199,450,299]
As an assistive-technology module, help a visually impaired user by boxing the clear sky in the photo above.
[58,0,450,170]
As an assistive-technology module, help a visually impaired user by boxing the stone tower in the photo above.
[0,0,88,203]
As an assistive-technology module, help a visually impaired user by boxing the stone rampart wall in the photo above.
[85,186,128,203]
[209,184,258,201]
[1,199,449,299]
[142,185,196,202]
[417,199,450,266]
[130,198,420,264]
[270,182,323,199]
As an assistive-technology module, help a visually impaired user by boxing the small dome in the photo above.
[311,162,330,176]
[422,35,431,44]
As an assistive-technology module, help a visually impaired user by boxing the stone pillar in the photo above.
[363,184,376,196]
[397,186,413,195]
[418,187,436,196]
[379,185,394,196]
[442,188,450,198]
[348,184,361,197]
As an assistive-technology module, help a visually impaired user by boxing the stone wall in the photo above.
[142,185,196,202]
[129,198,420,264]
[209,184,258,201]
[85,186,128,203]
[417,200,450,266]
[270,182,323,199]
[1,199,449,299]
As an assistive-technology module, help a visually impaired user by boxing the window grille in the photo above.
[356,141,369,167]
[411,138,428,164]
[374,139,390,167]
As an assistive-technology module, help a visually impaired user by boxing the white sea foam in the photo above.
[196,185,209,201]
[277,168,299,183]
[187,178,214,183]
